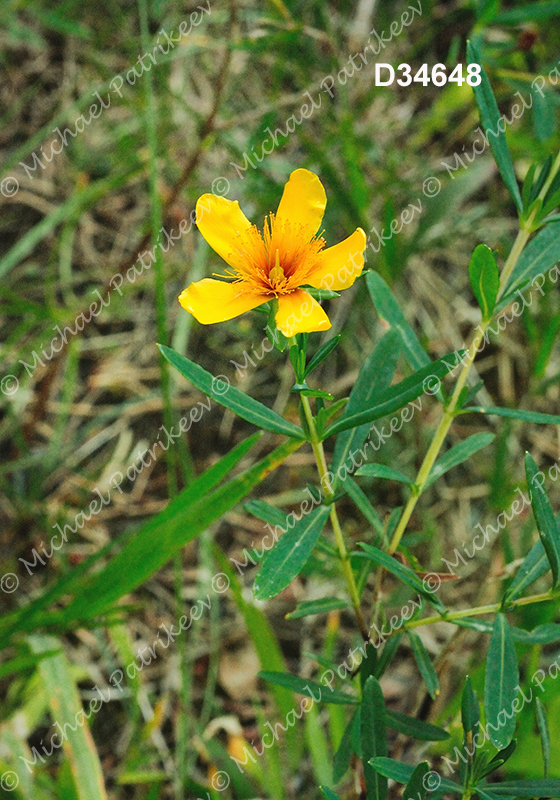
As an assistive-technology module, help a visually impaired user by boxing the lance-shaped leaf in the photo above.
[29,635,108,800]
[331,329,401,483]
[253,505,331,600]
[52,437,302,625]
[487,780,560,797]
[467,40,523,213]
[403,763,430,800]
[344,476,384,537]
[536,698,550,778]
[408,631,439,699]
[511,623,560,644]
[464,406,560,425]
[304,335,341,378]
[461,676,480,741]
[354,543,446,613]
[333,711,357,782]
[356,463,413,485]
[286,597,349,619]
[325,351,465,439]
[503,539,550,605]
[385,709,449,741]
[525,452,560,586]
[469,244,499,320]
[366,271,433,373]
[369,758,462,793]
[158,344,304,439]
[425,432,495,488]
[320,788,343,800]
[499,221,560,307]
[350,705,448,746]
[258,671,358,705]
[362,676,388,800]
[484,613,519,749]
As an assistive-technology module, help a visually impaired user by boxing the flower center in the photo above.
[226,213,325,296]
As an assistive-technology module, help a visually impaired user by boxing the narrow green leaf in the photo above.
[0,649,61,680]
[385,709,449,741]
[356,463,412,485]
[525,452,560,586]
[461,676,480,740]
[536,698,551,778]
[466,41,523,213]
[159,344,304,439]
[259,671,358,705]
[244,498,288,528]
[375,633,403,677]
[286,597,349,619]
[484,613,519,749]
[403,763,430,800]
[344,476,384,536]
[304,335,341,378]
[503,539,550,604]
[499,222,560,307]
[253,505,331,600]
[29,636,108,800]
[55,438,302,624]
[354,543,446,613]
[320,787,343,800]
[469,244,499,320]
[331,330,401,482]
[333,710,356,782]
[369,758,462,793]
[326,351,465,439]
[0,432,262,643]
[488,780,560,796]
[362,676,388,800]
[366,271,432,373]
[408,631,439,699]
[482,740,517,778]
[474,788,507,800]
[511,623,560,644]
[425,432,495,488]
[464,406,560,425]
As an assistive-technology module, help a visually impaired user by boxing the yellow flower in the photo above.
[178,169,367,337]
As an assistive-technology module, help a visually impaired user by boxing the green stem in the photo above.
[388,228,531,556]
[300,394,370,640]
[387,146,560,557]
[404,588,560,634]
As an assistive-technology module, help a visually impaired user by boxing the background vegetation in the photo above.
[2,0,560,798]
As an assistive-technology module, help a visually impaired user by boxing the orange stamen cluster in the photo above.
[226,214,325,297]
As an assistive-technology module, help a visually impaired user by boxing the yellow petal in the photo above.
[275,289,331,337]
[275,169,327,240]
[179,279,267,324]
[308,228,367,290]
[195,194,252,270]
